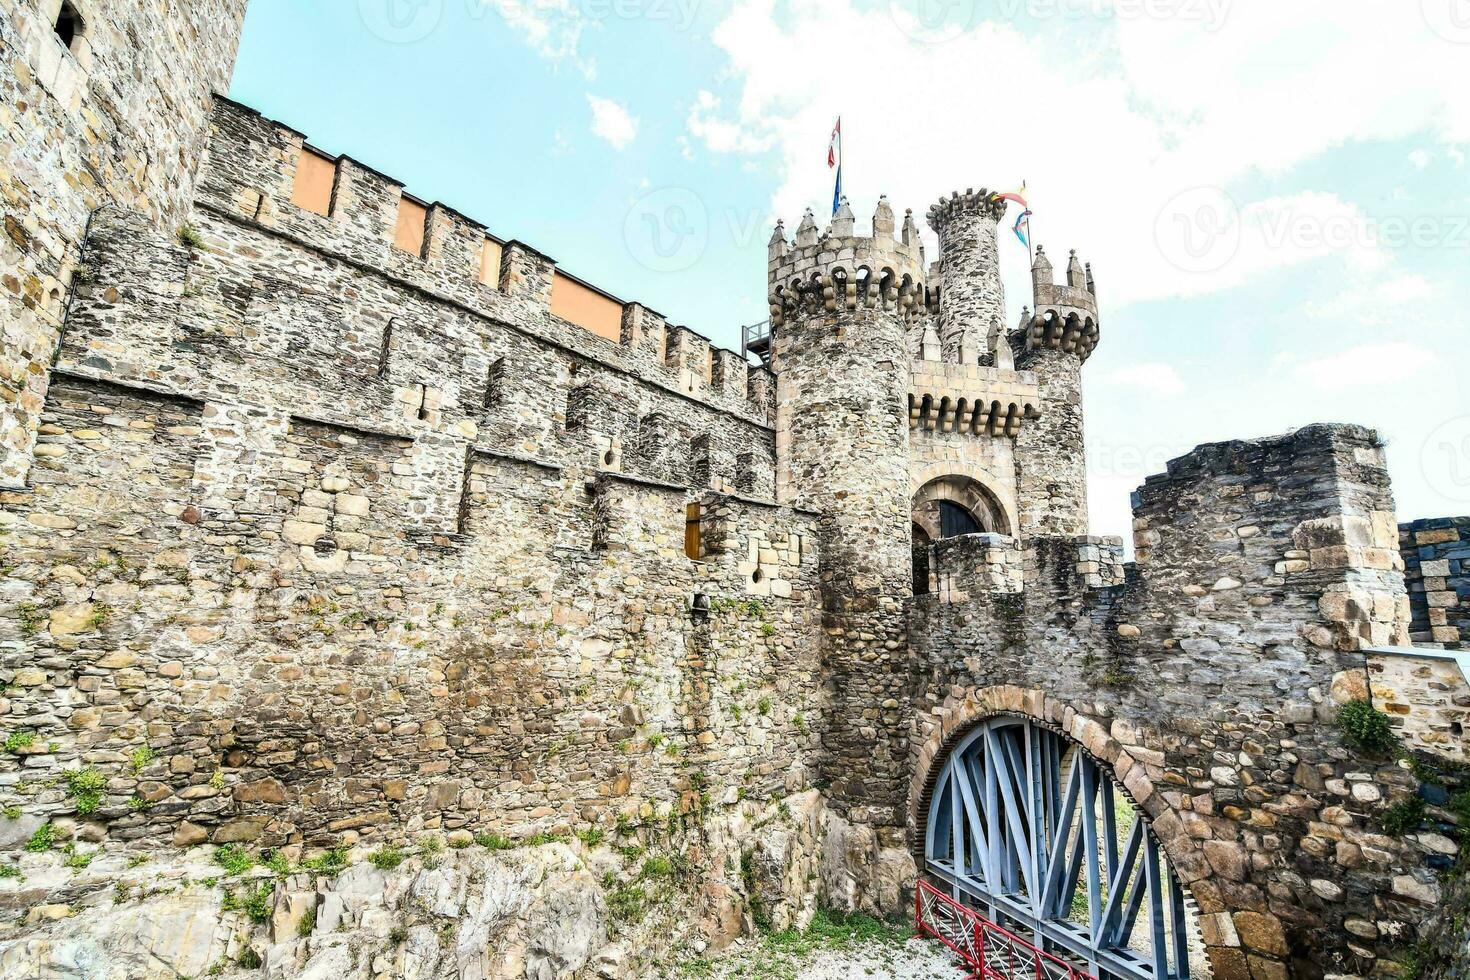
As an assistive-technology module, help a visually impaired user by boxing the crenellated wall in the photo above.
[0,95,826,855]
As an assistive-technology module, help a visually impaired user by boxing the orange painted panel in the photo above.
[550,273,622,341]
[290,149,336,216]
[394,197,427,255]
[479,238,503,287]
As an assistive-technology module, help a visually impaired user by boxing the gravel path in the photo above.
[694,935,966,979]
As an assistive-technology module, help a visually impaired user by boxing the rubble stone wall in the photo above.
[0,116,832,851]
[908,425,1444,979]
[0,0,248,488]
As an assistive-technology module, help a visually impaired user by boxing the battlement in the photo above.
[766,197,927,326]
[1020,247,1100,362]
[924,187,1010,229]
[197,96,771,419]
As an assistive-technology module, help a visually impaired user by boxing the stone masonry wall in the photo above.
[1400,516,1469,648]
[1367,651,1469,763]
[908,425,1447,979]
[0,0,248,488]
[0,97,827,855]
[772,298,913,829]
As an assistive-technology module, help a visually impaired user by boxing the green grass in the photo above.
[65,768,106,815]
[607,883,648,923]
[297,906,316,937]
[213,844,255,876]
[302,847,348,875]
[24,822,54,853]
[369,845,406,870]
[127,745,155,774]
[4,730,34,754]
[475,832,514,851]
[176,225,205,249]
[262,850,291,875]
[1382,796,1428,837]
[62,843,92,870]
[0,863,23,879]
[1336,699,1400,755]
[641,855,676,879]
[222,882,274,923]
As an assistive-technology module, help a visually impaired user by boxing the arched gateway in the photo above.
[920,716,1198,980]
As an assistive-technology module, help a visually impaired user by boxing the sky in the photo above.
[229,0,1470,543]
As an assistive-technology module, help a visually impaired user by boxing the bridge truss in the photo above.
[922,716,1194,980]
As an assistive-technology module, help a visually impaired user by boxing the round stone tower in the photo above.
[925,189,1010,365]
[768,199,924,824]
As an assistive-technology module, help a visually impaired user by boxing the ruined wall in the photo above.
[1401,516,1469,648]
[0,0,248,488]
[908,425,1447,979]
[0,100,823,853]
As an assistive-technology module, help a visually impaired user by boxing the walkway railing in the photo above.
[916,880,1098,980]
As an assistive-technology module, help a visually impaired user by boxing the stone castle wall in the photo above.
[908,425,1445,979]
[0,98,836,851]
[1401,517,1469,648]
[0,0,249,488]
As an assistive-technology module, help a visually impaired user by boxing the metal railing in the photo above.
[916,880,1098,980]
[740,319,771,363]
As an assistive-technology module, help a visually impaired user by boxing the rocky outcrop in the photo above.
[0,791,875,979]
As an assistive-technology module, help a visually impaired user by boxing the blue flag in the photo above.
[832,165,842,216]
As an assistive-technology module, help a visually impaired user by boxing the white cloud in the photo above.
[1304,273,1436,324]
[587,95,638,150]
[686,91,774,155]
[1098,363,1185,395]
[1290,342,1432,390]
[688,0,1469,309]
[483,0,595,78]
[1409,149,1433,169]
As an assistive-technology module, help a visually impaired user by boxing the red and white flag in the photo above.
[827,117,841,168]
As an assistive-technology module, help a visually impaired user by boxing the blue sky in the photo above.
[230,0,1470,541]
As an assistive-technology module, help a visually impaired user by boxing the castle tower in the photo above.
[925,189,1010,365]
[0,0,250,488]
[768,202,925,823]
[1014,246,1100,536]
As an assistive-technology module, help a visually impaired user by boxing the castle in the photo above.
[0,2,1466,979]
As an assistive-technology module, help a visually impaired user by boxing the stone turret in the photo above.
[926,188,1010,366]
[1014,244,1102,537]
[768,198,920,826]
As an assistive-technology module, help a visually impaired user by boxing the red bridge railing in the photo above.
[915,879,1098,980]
